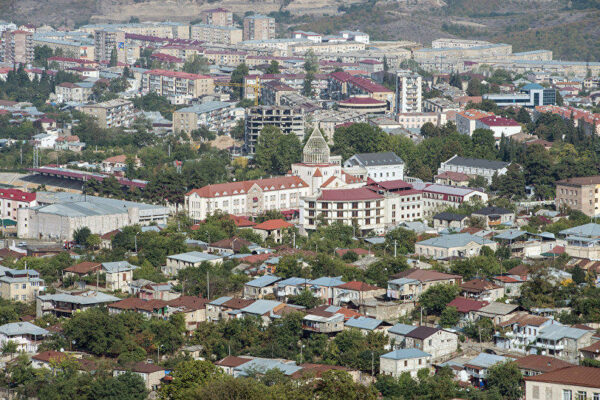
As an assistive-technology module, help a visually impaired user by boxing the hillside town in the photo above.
[0,7,599,400]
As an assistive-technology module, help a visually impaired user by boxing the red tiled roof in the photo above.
[392,268,462,282]
[216,356,251,367]
[186,176,308,198]
[478,115,520,127]
[228,214,256,227]
[0,248,26,260]
[239,253,271,264]
[253,219,293,231]
[115,362,165,374]
[339,96,386,105]
[209,236,252,251]
[150,53,184,63]
[435,171,471,181]
[100,229,121,240]
[329,71,393,93]
[167,296,208,311]
[460,278,501,292]
[499,312,549,328]
[108,298,168,312]
[447,297,488,313]
[318,188,383,201]
[524,366,600,388]
[32,350,68,363]
[336,281,382,291]
[0,188,36,203]
[335,248,370,257]
[515,355,573,373]
[221,298,254,309]
[313,168,323,178]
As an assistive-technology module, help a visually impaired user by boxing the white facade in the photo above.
[380,350,432,378]
[0,189,36,221]
[437,155,509,185]
[475,119,522,139]
[396,72,422,113]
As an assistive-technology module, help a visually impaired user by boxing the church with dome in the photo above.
[291,127,363,195]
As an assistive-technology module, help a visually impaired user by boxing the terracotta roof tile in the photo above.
[64,262,101,275]
[515,355,573,373]
[253,219,293,231]
[524,366,600,388]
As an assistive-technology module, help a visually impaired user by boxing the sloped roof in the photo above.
[417,233,495,249]
[524,366,600,388]
[245,275,281,288]
[186,176,307,198]
[253,219,293,231]
[345,316,384,330]
[336,281,381,291]
[392,268,461,282]
[64,261,101,275]
[405,326,439,340]
[346,152,404,167]
[447,297,488,313]
[381,348,430,360]
[515,355,573,373]
[444,155,509,170]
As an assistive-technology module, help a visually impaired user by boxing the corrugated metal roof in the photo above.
[345,316,383,331]
[245,275,281,288]
[388,323,417,336]
[381,348,430,360]
[0,322,49,336]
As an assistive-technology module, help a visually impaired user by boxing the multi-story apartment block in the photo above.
[78,99,134,129]
[94,29,126,63]
[142,69,214,104]
[172,101,241,136]
[397,113,442,130]
[190,24,243,45]
[431,38,492,49]
[328,71,395,111]
[0,266,45,302]
[200,8,233,26]
[395,71,422,113]
[185,176,310,221]
[437,155,510,185]
[244,106,305,153]
[1,30,33,64]
[300,188,385,234]
[366,180,423,227]
[422,97,461,114]
[54,82,94,103]
[33,36,95,61]
[413,182,489,217]
[555,176,600,217]
[0,188,36,222]
[83,22,189,39]
[243,15,275,41]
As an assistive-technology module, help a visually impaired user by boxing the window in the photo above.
[418,359,422,365]
[593,394,600,400]
[532,386,540,399]
[563,390,572,400]
[576,392,587,400]
[404,360,407,367]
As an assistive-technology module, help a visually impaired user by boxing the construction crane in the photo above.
[215,82,262,106]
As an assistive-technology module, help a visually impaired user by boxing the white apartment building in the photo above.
[413,182,489,217]
[141,69,214,104]
[185,176,310,222]
[0,188,36,221]
[396,71,422,113]
[397,112,442,130]
[343,152,405,182]
[437,155,510,185]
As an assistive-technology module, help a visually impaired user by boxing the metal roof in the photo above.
[234,358,302,376]
[167,251,222,263]
[444,155,509,170]
[388,323,417,336]
[417,233,494,249]
[240,299,281,315]
[559,223,600,238]
[345,316,383,331]
[538,324,590,341]
[277,277,309,287]
[344,152,404,167]
[466,353,509,369]
[494,230,528,241]
[308,276,345,287]
[245,275,281,288]
[209,296,232,306]
[38,291,119,305]
[381,348,431,360]
[0,322,49,337]
[101,261,137,273]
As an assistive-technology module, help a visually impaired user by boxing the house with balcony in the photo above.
[464,353,512,383]
[0,322,49,353]
[494,313,557,354]
[471,206,515,227]
[534,324,593,362]
[242,275,282,299]
[274,277,310,301]
[559,223,600,259]
[36,291,120,318]
[344,316,391,335]
[387,269,462,302]
[460,278,504,302]
[306,276,345,305]
[302,305,361,334]
[0,266,45,302]
[415,233,497,259]
[333,281,385,306]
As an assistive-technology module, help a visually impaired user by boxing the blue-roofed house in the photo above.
[238,299,285,324]
[415,233,497,259]
[534,324,594,362]
[344,316,391,334]
[232,357,303,378]
[559,223,600,259]
[101,261,138,291]
[464,353,511,381]
[275,277,310,300]
[243,275,282,299]
[0,267,45,302]
[0,322,49,353]
[165,251,224,276]
[308,276,346,304]
[37,291,120,318]
[380,348,432,378]
[388,323,417,346]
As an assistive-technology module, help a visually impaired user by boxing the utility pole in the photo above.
[394,240,397,258]
[206,270,210,300]
[371,351,374,376]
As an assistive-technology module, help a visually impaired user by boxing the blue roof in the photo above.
[167,251,222,263]
[277,277,309,287]
[538,324,589,341]
[0,322,49,337]
[246,275,281,288]
[209,296,232,306]
[308,276,345,287]
[416,233,494,249]
[466,353,508,368]
[494,230,527,241]
[240,300,281,315]
[101,261,137,273]
[559,223,600,238]
[234,358,302,376]
[388,323,417,336]
[364,237,385,245]
[388,278,419,286]
[345,316,384,330]
[521,83,544,91]
[381,348,430,360]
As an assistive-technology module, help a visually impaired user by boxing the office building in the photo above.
[483,83,556,108]
[244,106,305,153]
[395,71,422,113]
[78,99,134,129]
[243,15,275,41]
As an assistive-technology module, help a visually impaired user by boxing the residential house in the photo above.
[417,183,488,217]
[455,109,494,136]
[464,353,511,383]
[380,349,432,378]
[525,366,600,400]
[495,313,557,354]
[132,281,177,301]
[252,219,293,244]
[101,261,137,291]
[534,324,593,362]
[401,326,458,360]
[31,351,96,372]
[164,252,223,276]
[114,362,166,391]
[555,176,600,218]
[274,277,310,301]
[166,296,208,332]
[206,297,255,322]
[515,354,573,376]
[434,171,470,187]
[344,316,391,335]
[471,206,515,227]
[63,261,102,279]
[387,269,462,302]
[342,152,405,182]
[437,155,510,185]
[108,298,169,319]
[100,229,120,250]
[446,297,488,325]
[0,322,49,353]
[307,276,346,305]
[388,323,417,348]
[0,188,37,222]
[415,233,497,259]
[559,223,600,259]
[432,212,469,230]
[243,275,282,299]
[208,237,253,254]
[0,267,45,302]
[460,278,505,302]
[333,281,385,306]
[491,274,526,297]
[470,302,520,325]
[302,305,361,334]
[36,291,120,318]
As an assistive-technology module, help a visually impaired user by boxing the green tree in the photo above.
[254,125,302,175]
[419,284,459,316]
[314,370,377,400]
[159,360,224,400]
[485,361,523,400]
[183,55,209,75]
[230,63,249,100]
[333,123,391,161]
[303,72,314,97]
[86,234,101,250]
[109,47,118,67]
[440,306,460,328]
[385,227,417,255]
[265,60,280,74]
[90,371,148,400]
[303,49,319,73]
[73,226,91,245]
[288,289,321,309]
